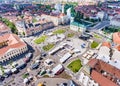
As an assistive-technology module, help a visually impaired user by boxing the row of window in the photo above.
[0,46,27,61]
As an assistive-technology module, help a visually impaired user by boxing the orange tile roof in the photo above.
[0,34,26,57]
[0,22,11,33]
[91,70,117,86]
[88,59,120,86]
[115,45,120,51]
[102,42,111,48]
[113,32,120,44]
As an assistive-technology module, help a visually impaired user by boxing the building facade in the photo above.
[0,34,28,63]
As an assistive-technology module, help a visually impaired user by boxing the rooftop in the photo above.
[70,20,92,28]
[88,59,120,86]
[113,32,120,44]
[0,34,26,58]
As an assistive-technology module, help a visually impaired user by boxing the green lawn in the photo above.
[43,44,55,51]
[67,33,74,38]
[53,29,66,34]
[91,41,99,49]
[34,35,47,44]
[22,73,29,79]
[67,59,82,73]
[0,65,4,74]
[43,75,49,78]
[94,34,101,39]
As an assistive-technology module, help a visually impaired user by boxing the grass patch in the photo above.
[53,29,66,34]
[67,33,74,38]
[43,43,55,51]
[43,75,49,78]
[0,65,4,74]
[67,59,82,73]
[34,35,47,44]
[22,73,29,79]
[94,34,101,39]
[91,41,99,49]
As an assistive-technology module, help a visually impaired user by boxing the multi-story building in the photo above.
[79,59,120,86]
[41,4,70,26]
[41,13,70,26]
[0,34,28,63]
[15,20,54,36]
[110,15,120,27]
[70,20,93,32]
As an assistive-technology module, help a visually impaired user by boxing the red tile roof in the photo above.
[115,45,120,51]
[102,42,111,48]
[113,32,120,44]
[91,70,117,86]
[0,34,26,57]
[88,59,120,86]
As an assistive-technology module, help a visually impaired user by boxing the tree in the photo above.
[74,12,81,22]
[22,32,25,36]
[0,18,18,34]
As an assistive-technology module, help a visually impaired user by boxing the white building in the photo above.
[52,64,64,75]
[60,52,72,63]
[110,15,120,27]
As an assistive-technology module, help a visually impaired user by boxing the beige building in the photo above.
[41,13,70,26]
[0,34,28,63]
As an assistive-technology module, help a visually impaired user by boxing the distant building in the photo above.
[70,20,92,32]
[15,20,54,36]
[110,15,120,27]
[0,34,27,63]
[113,32,120,44]
[41,4,70,26]
[41,13,70,26]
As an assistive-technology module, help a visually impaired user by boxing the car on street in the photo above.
[30,62,39,70]
[0,75,4,81]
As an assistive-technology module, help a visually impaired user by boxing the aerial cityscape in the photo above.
[1,0,120,86]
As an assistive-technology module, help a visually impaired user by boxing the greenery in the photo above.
[64,2,78,17]
[103,26,120,33]
[94,34,101,39]
[32,18,37,23]
[43,75,49,78]
[53,29,66,34]
[74,12,84,22]
[36,4,53,12]
[91,41,99,49]
[43,43,54,51]
[67,33,74,38]
[0,65,4,74]
[22,73,29,79]
[34,35,47,44]
[67,59,82,73]
[22,32,25,36]
[0,17,18,34]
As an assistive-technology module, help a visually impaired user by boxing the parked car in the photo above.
[3,73,9,78]
[41,53,47,57]
[30,63,39,70]
[59,83,67,86]
[16,63,27,70]
[0,75,4,81]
